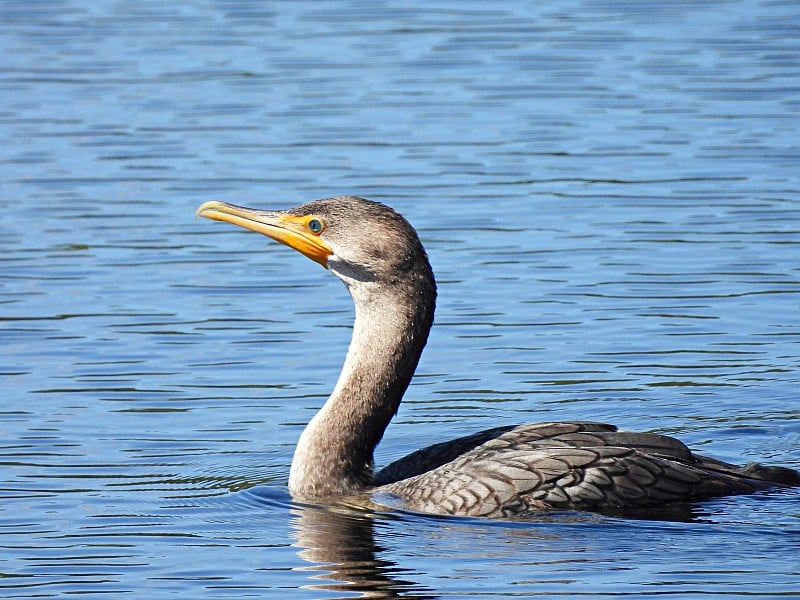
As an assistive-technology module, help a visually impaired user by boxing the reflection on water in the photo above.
[291,505,433,599]
[2,0,800,597]
[288,501,608,599]
[283,486,800,597]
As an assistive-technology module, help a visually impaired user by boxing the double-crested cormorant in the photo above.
[197,196,798,517]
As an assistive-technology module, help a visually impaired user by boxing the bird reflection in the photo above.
[289,503,435,599]
[286,497,718,598]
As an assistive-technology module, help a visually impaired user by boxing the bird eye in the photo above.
[307,218,325,234]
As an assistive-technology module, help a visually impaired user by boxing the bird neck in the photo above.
[288,270,435,499]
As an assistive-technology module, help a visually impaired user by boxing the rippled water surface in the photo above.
[2,1,800,597]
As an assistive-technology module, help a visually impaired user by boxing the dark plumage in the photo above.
[197,195,798,518]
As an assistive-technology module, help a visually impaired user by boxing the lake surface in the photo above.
[2,0,799,597]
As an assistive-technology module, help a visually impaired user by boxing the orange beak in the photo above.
[196,200,333,268]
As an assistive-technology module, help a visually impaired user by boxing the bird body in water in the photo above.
[197,196,798,518]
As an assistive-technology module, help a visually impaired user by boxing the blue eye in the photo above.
[308,218,324,234]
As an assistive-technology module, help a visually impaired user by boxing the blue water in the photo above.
[2,1,799,597]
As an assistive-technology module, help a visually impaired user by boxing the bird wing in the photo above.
[374,424,518,484]
[376,422,774,517]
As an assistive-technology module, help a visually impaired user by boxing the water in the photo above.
[2,0,799,597]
